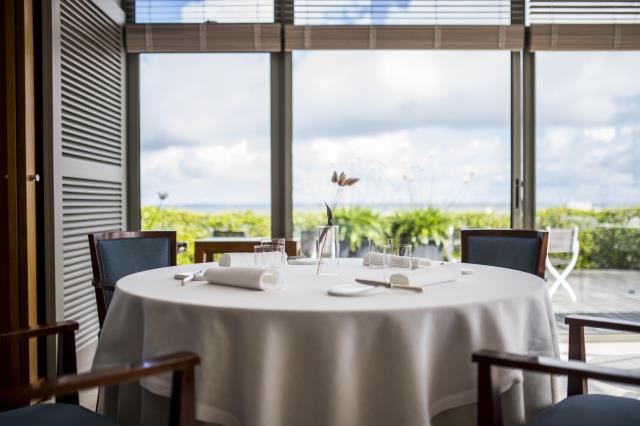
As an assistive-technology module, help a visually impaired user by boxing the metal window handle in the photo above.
[28,174,40,182]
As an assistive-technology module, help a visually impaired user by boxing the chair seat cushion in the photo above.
[526,394,640,426]
[0,403,120,426]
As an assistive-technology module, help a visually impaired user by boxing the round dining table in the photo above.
[93,259,559,426]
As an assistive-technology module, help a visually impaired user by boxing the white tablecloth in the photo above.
[93,260,559,426]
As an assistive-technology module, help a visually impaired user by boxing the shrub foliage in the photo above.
[142,205,640,269]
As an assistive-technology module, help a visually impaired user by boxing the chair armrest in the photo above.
[0,321,78,344]
[565,314,640,395]
[565,314,640,333]
[473,349,640,386]
[472,349,640,426]
[0,351,200,407]
[92,279,116,292]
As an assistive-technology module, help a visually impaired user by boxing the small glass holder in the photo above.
[314,225,340,276]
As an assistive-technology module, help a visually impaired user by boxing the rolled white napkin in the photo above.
[219,252,284,267]
[389,263,461,287]
[203,267,281,291]
[362,252,432,268]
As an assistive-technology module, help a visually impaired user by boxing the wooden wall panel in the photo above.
[126,23,282,52]
[530,24,640,51]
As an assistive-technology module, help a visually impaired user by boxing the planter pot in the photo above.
[413,242,444,260]
[339,238,370,258]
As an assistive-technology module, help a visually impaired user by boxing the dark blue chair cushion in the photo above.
[98,237,171,284]
[527,394,640,426]
[0,403,120,426]
[466,235,541,276]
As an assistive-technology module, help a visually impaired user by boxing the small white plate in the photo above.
[328,283,386,297]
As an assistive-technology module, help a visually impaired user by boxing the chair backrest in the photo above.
[547,227,579,254]
[213,230,247,237]
[88,231,177,327]
[461,229,549,278]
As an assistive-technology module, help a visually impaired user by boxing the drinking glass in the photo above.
[383,243,413,280]
[254,245,285,277]
[261,238,286,261]
[261,238,286,247]
[367,240,387,269]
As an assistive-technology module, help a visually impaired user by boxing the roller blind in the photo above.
[125,23,282,52]
[529,23,640,49]
[528,0,640,50]
[285,24,524,49]
[44,0,127,360]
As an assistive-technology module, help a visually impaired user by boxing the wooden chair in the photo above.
[461,229,549,279]
[546,226,579,302]
[194,238,300,263]
[88,231,177,328]
[0,320,199,426]
[473,315,640,426]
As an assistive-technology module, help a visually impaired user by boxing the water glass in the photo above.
[261,238,286,261]
[261,238,286,247]
[382,243,413,279]
[254,245,285,276]
[367,240,387,269]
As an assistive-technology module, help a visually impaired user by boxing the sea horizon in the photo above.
[142,201,638,215]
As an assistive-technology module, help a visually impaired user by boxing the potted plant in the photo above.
[388,208,451,260]
[334,207,385,257]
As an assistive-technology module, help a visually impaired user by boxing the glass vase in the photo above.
[314,225,340,276]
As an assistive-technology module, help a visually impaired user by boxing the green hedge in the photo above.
[142,206,270,264]
[142,205,640,269]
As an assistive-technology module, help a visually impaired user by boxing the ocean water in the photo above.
[158,203,512,215]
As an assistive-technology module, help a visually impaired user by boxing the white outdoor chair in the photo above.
[546,226,579,302]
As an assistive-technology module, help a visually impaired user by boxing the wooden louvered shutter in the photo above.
[43,0,126,367]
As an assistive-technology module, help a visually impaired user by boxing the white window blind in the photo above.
[528,0,640,24]
[291,0,522,25]
[128,0,275,23]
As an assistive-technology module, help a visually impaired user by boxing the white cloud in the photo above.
[140,53,270,148]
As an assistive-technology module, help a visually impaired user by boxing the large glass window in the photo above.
[292,51,511,258]
[536,52,640,329]
[140,54,271,262]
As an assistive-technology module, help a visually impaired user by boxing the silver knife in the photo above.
[355,278,424,293]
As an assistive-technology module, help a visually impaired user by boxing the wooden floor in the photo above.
[551,269,640,334]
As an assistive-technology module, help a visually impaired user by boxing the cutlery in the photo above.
[181,269,205,286]
[355,278,424,293]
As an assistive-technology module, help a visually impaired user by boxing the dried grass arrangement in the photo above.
[326,171,359,228]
